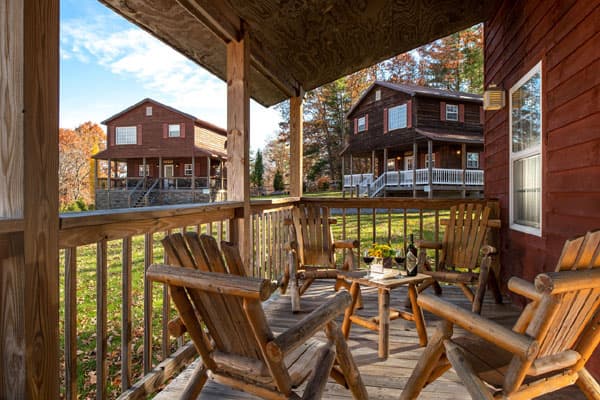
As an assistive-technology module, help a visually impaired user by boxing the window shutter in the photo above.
[354,118,358,134]
[440,101,446,121]
[459,104,465,122]
[365,114,369,130]
[383,108,388,133]
[137,125,142,145]
[163,123,168,138]
[479,106,484,124]
[180,123,186,138]
[407,101,412,128]
[109,126,115,146]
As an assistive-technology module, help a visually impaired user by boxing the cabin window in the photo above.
[388,104,407,131]
[386,159,396,171]
[467,152,479,168]
[375,89,381,101]
[168,124,181,137]
[138,164,150,177]
[357,116,366,132]
[445,104,459,121]
[115,126,137,145]
[510,62,542,236]
[146,106,153,116]
[184,164,193,176]
[425,154,435,168]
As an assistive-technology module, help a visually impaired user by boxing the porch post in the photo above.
[142,157,146,185]
[461,143,467,198]
[383,147,388,197]
[290,93,304,197]
[0,0,60,396]
[349,154,353,197]
[220,160,224,190]
[341,155,345,196]
[159,156,163,189]
[191,155,195,190]
[94,158,98,190]
[226,30,251,266]
[107,158,112,190]
[412,142,417,197]
[206,156,210,189]
[371,150,376,176]
[427,139,433,199]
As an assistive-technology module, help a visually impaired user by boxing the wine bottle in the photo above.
[406,234,418,276]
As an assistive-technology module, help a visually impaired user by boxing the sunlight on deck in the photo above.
[156,282,584,399]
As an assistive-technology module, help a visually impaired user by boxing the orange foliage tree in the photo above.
[59,121,105,209]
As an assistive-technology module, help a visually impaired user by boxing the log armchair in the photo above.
[149,232,368,399]
[282,204,359,312]
[417,203,501,313]
[401,230,600,400]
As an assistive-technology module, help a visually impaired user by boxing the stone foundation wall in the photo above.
[95,190,212,210]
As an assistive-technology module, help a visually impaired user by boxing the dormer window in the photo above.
[446,104,459,121]
[145,106,153,116]
[168,124,181,137]
[375,89,381,101]
[115,126,137,145]
[357,116,366,132]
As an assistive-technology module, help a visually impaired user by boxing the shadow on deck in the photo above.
[156,282,585,399]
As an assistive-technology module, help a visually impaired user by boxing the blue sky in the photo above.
[60,0,281,150]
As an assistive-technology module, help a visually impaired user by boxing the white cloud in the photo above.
[60,16,280,150]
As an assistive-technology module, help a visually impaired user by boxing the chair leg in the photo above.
[302,343,337,400]
[473,255,492,314]
[400,321,453,400]
[181,361,208,400]
[335,278,362,309]
[290,277,301,313]
[576,367,600,399]
[488,269,503,304]
[299,278,315,296]
[418,249,443,295]
[326,322,368,400]
[444,340,494,400]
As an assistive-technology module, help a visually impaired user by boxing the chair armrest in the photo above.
[416,240,443,250]
[266,291,351,361]
[333,240,360,249]
[508,277,542,301]
[418,293,539,361]
[480,244,497,256]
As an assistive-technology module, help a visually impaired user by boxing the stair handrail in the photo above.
[143,179,160,206]
[127,178,146,207]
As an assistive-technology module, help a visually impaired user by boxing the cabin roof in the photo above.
[98,0,499,107]
[347,81,483,118]
[101,97,227,136]
[93,145,226,160]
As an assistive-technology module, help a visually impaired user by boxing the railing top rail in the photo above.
[250,197,300,212]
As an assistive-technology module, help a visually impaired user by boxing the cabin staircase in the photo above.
[131,179,159,207]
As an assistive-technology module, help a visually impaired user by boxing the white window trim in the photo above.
[446,104,459,121]
[168,124,181,138]
[467,152,479,169]
[509,61,542,237]
[138,164,150,177]
[357,116,366,132]
[184,163,193,176]
[115,126,137,145]
[388,104,407,131]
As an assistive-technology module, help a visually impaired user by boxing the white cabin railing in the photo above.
[344,169,484,197]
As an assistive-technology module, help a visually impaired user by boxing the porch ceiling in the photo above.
[98,0,499,107]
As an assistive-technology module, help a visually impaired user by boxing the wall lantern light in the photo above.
[483,84,505,110]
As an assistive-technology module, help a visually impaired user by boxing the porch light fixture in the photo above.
[483,84,506,110]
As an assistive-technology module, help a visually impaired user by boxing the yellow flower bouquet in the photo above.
[368,243,395,258]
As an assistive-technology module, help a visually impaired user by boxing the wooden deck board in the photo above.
[155,282,585,399]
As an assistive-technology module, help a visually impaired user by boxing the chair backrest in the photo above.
[439,203,491,271]
[291,204,335,266]
[161,232,271,364]
[504,231,600,393]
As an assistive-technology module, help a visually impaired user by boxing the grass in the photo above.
[59,205,445,398]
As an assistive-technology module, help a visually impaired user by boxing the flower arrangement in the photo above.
[368,243,395,258]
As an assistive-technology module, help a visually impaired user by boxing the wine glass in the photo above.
[363,250,374,267]
[394,249,405,268]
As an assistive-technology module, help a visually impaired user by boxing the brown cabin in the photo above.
[343,82,485,198]
[93,99,227,208]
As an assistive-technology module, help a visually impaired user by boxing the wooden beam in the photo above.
[427,140,433,199]
[23,0,60,397]
[289,94,303,197]
[227,31,251,266]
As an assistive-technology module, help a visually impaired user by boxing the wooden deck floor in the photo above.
[156,282,585,399]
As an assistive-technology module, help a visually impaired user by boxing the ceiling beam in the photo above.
[176,0,299,98]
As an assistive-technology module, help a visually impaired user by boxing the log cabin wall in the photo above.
[415,96,482,133]
[126,157,211,178]
[484,0,600,374]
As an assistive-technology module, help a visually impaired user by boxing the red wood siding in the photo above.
[484,0,600,375]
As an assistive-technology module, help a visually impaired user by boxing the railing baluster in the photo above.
[162,230,171,360]
[403,208,408,251]
[143,232,153,374]
[419,209,424,239]
[96,240,108,400]
[357,208,361,266]
[387,208,392,244]
[435,210,440,266]
[371,207,376,244]
[65,247,77,400]
[121,236,132,391]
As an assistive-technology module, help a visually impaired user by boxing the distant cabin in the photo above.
[93,98,227,209]
[342,81,484,198]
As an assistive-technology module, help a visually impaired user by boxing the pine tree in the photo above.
[251,149,264,191]
[273,169,284,191]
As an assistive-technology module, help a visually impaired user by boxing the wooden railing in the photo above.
[58,197,498,399]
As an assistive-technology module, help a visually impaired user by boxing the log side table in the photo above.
[338,270,432,359]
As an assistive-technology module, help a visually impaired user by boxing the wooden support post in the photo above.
[383,147,388,197]
[461,143,467,198]
[94,158,98,191]
[206,156,210,189]
[349,155,353,197]
[226,30,251,266]
[371,150,375,176]
[290,93,303,197]
[159,156,163,189]
[412,142,418,197]
[427,140,433,199]
[0,0,60,396]
[142,156,147,185]
[191,155,195,190]
[107,158,112,189]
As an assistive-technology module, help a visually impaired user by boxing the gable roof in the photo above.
[347,81,483,118]
[101,98,227,136]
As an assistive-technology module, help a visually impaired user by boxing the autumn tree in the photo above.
[59,121,105,210]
